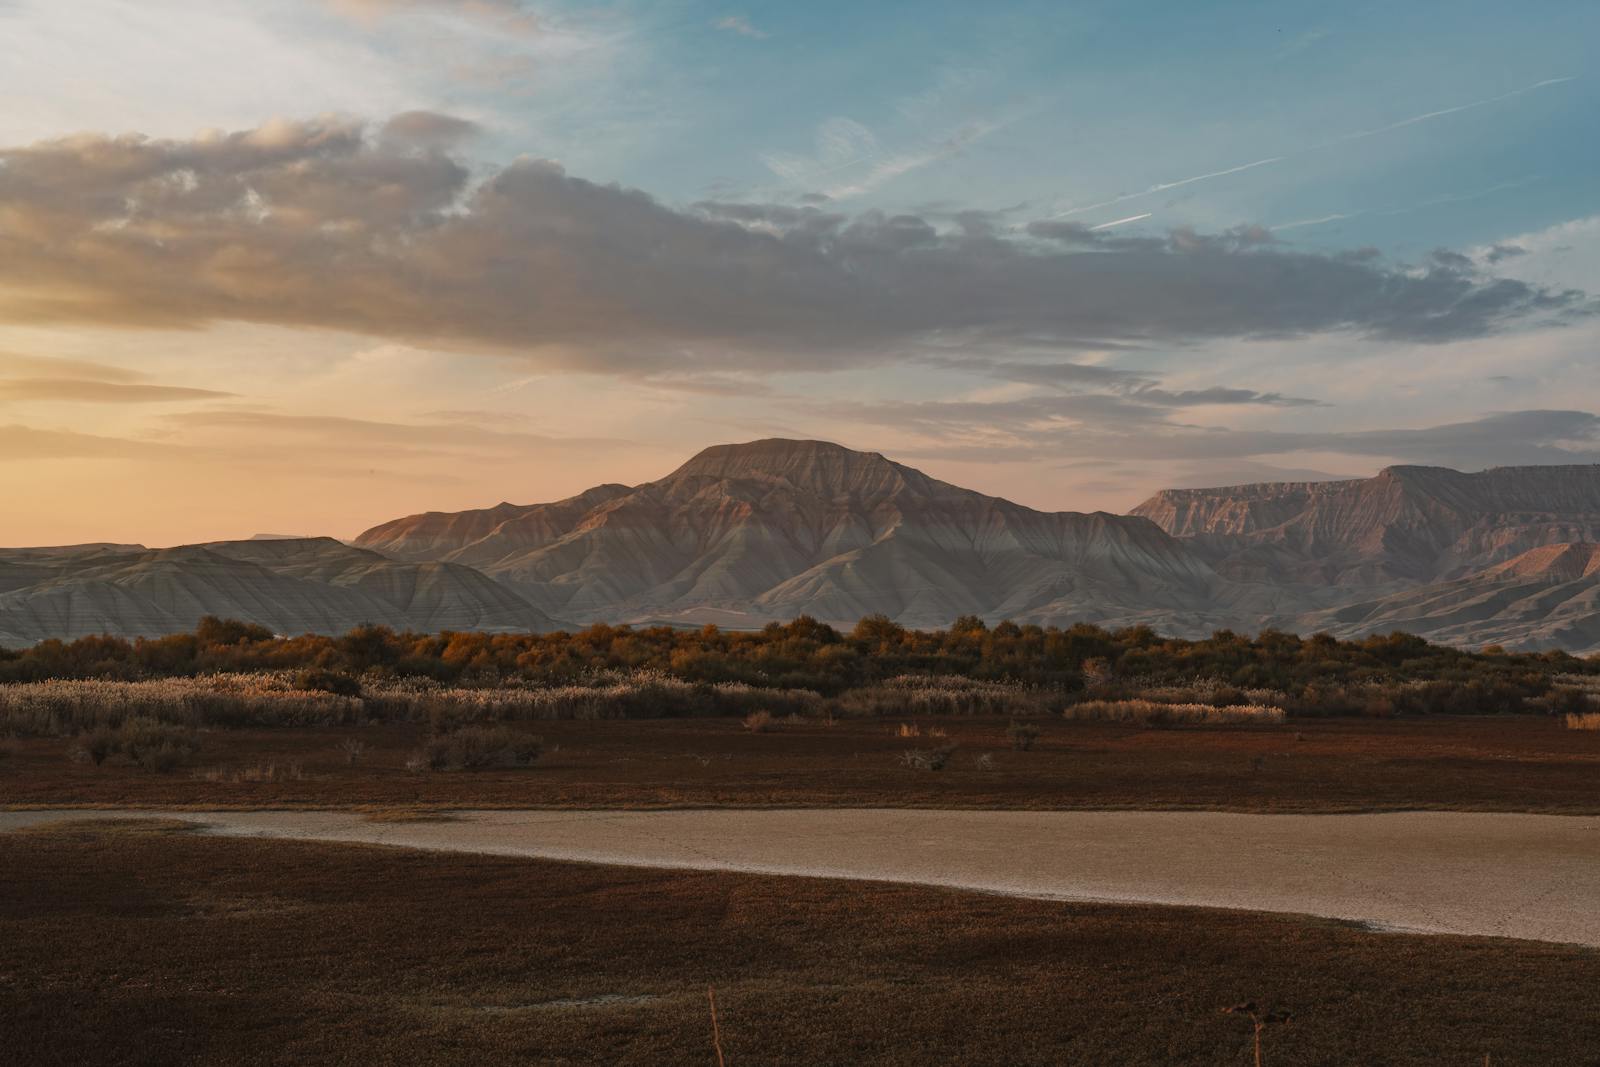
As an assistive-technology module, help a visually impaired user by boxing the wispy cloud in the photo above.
[0,380,235,404]
[711,14,767,39]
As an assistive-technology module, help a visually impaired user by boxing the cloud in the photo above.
[0,352,144,382]
[830,389,1600,472]
[0,424,173,461]
[0,115,1583,382]
[765,115,1008,200]
[379,110,483,150]
[712,15,768,39]
[325,0,541,34]
[916,355,1322,409]
[165,409,630,462]
[0,379,234,403]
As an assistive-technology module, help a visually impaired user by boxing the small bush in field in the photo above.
[897,722,921,738]
[294,669,362,698]
[1566,712,1600,731]
[742,710,773,733]
[1006,721,1040,751]
[1064,700,1285,727]
[339,738,366,764]
[73,717,200,772]
[899,743,956,771]
[421,726,542,771]
[972,752,995,771]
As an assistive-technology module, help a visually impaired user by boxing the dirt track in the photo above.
[5,808,1597,946]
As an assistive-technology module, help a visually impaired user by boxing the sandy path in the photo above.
[4,808,1598,946]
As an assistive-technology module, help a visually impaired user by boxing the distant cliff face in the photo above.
[1133,465,1600,586]
[1287,542,1600,652]
[0,539,555,646]
[355,438,1228,632]
[15,447,1600,652]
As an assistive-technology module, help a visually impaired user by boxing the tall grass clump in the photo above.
[74,717,201,772]
[0,670,825,738]
[376,672,824,726]
[1565,712,1600,731]
[419,726,543,771]
[836,676,1052,718]
[1064,700,1286,726]
[0,674,361,737]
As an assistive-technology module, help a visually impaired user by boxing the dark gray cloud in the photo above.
[0,116,1583,378]
[830,390,1600,471]
[380,111,483,151]
[916,355,1322,408]
[1486,243,1529,264]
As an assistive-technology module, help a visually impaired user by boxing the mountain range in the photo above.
[7,439,1600,652]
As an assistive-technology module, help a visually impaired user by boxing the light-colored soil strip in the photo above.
[4,808,1597,947]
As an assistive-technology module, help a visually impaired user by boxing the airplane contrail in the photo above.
[1045,158,1283,220]
[1321,77,1575,146]
[1089,212,1153,230]
[1042,76,1575,224]
[1268,176,1542,232]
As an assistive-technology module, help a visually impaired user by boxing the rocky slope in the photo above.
[1290,543,1600,651]
[356,439,1238,632]
[1133,464,1600,587]
[0,538,554,646]
[16,445,1600,651]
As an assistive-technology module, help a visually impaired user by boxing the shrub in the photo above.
[73,717,201,772]
[742,710,774,733]
[837,676,1054,718]
[1006,721,1041,751]
[1064,700,1286,726]
[421,726,543,771]
[899,744,956,771]
[1565,712,1600,731]
[293,669,362,697]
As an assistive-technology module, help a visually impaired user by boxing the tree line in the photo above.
[2,615,1593,710]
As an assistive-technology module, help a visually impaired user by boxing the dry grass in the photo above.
[2,821,1598,1065]
[1565,712,1600,731]
[0,671,827,739]
[1065,700,1287,726]
[193,761,304,784]
[837,676,1053,717]
[418,726,543,771]
[2,715,1597,813]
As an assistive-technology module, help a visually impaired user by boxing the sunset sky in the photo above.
[3,0,1598,546]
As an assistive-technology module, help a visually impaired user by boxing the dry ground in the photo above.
[2,714,1598,812]
[6,808,1596,944]
[3,819,1598,1066]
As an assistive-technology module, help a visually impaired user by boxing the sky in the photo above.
[1,0,1598,546]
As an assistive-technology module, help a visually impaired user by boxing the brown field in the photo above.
[1,819,1596,1066]
[3,714,1598,812]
